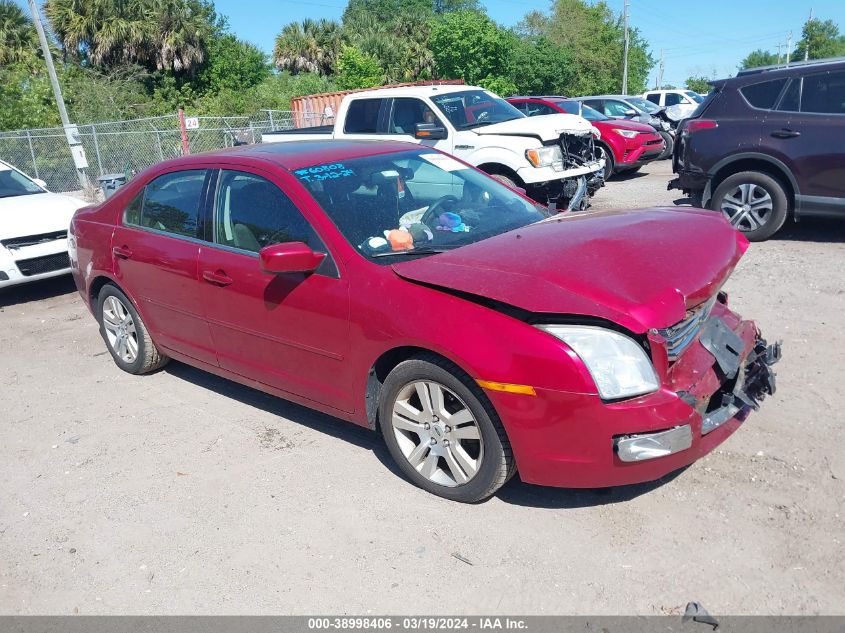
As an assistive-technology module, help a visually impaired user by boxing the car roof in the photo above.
[346,84,480,99]
[507,96,567,101]
[154,139,423,172]
[574,95,636,101]
[735,56,845,78]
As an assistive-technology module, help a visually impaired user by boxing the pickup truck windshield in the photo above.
[431,90,524,130]
[295,150,549,263]
[0,166,44,199]
[626,97,659,114]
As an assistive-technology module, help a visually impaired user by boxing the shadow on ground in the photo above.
[163,361,681,509]
[0,275,78,308]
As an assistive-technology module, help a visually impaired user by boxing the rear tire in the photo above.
[379,354,514,503]
[658,131,674,160]
[710,171,788,241]
[97,284,168,374]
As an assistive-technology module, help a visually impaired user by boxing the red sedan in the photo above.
[69,140,779,502]
[508,97,665,177]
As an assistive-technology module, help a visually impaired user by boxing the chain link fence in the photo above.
[0,109,332,195]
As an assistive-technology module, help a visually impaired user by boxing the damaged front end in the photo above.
[535,130,605,211]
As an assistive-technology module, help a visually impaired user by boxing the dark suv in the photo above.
[670,57,845,240]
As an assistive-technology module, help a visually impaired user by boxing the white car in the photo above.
[0,160,88,289]
[642,89,704,121]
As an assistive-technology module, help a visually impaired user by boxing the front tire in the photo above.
[379,354,514,503]
[658,131,674,160]
[97,284,168,374]
[710,171,788,241]
[597,145,615,179]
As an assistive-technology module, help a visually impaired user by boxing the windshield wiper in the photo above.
[370,247,448,258]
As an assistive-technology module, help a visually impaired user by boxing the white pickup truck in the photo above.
[262,85,605,208]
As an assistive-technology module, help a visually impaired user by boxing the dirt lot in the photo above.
[1,160,843,615]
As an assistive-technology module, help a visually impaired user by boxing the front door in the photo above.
[197,168,353,412]
[112,168,217,365]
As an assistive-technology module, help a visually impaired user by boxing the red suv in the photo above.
[508,97,664,178]
[69,140,779,502]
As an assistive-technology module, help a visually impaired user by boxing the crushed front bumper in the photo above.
[484,305,780,489]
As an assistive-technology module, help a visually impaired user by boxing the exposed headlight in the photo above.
[612,129,639,139]
[525,145,562,168]
[536,325,660,400]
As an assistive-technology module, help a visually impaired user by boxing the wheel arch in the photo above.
[476,163,524,186]
[707,153,798,208]
[365,345,479,432]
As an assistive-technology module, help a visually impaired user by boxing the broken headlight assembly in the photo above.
[537,325,660,400]
[525,146,563,168]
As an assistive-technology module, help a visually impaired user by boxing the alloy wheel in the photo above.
[391,381,483,487]
[102,295,139,363]
[720,183,773,231]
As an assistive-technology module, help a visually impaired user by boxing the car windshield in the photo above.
[295,150,549,263]
[559,100,607,121]
[684,91,705,103]
[0,165,44,199]
[430,90,524,130]
[626,97,658,113]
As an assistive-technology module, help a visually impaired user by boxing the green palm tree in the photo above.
[0,0,38,64]
[273,19,343,75]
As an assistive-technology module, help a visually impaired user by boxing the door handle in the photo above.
[202,270,233,287]
[112,245,132,259]
[771,128,801,139]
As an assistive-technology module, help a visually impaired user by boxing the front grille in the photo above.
[15,252,70,277]
[645,138,663,146]
[559,133,597,165]
[1,230,67,250]
[657,296,717,361]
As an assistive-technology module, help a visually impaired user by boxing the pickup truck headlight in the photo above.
[525,146,562,168]
[536,325,660,400]
[612,129,639,139]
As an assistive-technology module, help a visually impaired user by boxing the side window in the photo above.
[214,170,323,254]
[801,71,845,114]
[604,100,632,116]
[510,101,529,114]
[388,98,441,134]
[583,99,603,113]
[777,79,801,112]
[559,101,580,115]
[123,191,143,226]
[741,78,787,109]
[664,93,684,106]
[344,99,384,133]
[139,170,206,238]
[645,94,660,105]
[532,103,559,116]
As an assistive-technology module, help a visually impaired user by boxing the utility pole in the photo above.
[805,8,813,61]
[785,31,793,66]
[776,42,783,65]
[655,49,664,90]
[622,0,630,94]
[27,0,88,189]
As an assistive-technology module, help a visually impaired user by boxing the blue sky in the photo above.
[22,0,844,89]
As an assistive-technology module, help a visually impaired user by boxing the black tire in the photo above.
[489,173,519,190]
[97,284,168,374]
[378,353,515,503]
[658,131,674,160]
[597,144,615,179]
[710,171,789,242]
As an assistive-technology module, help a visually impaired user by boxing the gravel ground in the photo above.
[1,160,843,615]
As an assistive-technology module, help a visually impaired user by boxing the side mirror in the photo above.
[33,178,47,188]
[259,242,325,274]
[623,109,637,117]
[414,122,448,140]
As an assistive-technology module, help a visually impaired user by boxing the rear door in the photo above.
[112,168,217,365]
[197,166,353,412]
[763,70,845,211]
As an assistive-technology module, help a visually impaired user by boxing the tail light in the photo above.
[686,119,718,134]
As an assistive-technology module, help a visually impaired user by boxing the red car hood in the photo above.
[392,208,747,332]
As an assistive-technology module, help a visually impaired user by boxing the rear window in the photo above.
[344,99,383,134]
[741,78,788,109]
[689,88,720,118]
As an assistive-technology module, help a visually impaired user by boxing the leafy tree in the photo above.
[0,0,38,65]
[740,48,778,70]
[335,46,383,89]
[794,18,845,61]
[197,34,270,94]
[478,76,517,96]
[273,19,344,76]
[430,11,512,85]
[507,35,574,96]
[685,75,711,94]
